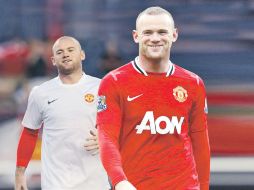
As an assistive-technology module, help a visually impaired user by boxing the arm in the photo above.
[189,78,210,190]
[98,126,126,185]
[97,76,136,190]
[15,86,42,189]
[15,127,39,190]
[98,127,136,190]
[190,129,210,190]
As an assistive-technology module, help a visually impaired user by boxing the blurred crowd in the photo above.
[0,38,123,123]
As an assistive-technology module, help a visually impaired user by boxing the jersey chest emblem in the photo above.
[173,86,188,102]
[84,93,95,103]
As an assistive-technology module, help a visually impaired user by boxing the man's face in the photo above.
[52,38,85,75]
[133,14,178,60]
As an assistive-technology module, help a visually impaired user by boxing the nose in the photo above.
[62,50,69,58]
[150,33,160,42]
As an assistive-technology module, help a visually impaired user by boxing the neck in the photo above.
[59,70,83,84]
[139,55,170,73]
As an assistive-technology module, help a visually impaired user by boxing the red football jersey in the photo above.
[97,58,209,190]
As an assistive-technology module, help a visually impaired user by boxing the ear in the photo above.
[172,28,178,43]
[81,50,85,61]
[132,30,139,44]
[51,56,56,66]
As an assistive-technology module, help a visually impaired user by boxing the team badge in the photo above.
[173,86,188,102]
[84,93,95,103]
[97,95,107,112]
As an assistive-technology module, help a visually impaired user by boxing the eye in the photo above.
[68,48,75,52]
[56,51,62,55]
[159,30,168,35]
[143,31,153,36]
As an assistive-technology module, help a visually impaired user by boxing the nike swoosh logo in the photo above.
[127,94,143,102]
[48,99,58,105]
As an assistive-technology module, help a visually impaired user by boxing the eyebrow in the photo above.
[142,29,153,33]
[158,29,168,32]
[142,29,169,33]
[55,46,75,53]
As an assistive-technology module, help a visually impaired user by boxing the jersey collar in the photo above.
[57,72,86,87]
[132,56,175,77]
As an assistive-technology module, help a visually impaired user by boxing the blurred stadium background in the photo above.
[0,0,254,189]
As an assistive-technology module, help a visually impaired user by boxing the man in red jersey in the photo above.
[97,6,210,190]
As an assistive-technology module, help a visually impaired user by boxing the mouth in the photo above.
[62,59,72,64]
[148,44,163,47]
[147,45,163,52]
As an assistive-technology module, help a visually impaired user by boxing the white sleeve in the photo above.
[22,86,43,129]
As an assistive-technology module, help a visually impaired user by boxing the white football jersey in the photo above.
[22,74,110,190]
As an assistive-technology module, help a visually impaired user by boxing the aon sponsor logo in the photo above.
[136,111,184,134]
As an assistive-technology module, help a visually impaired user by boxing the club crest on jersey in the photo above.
[173,86,188,102]
[97,95,107,112]
[84,93,95,103]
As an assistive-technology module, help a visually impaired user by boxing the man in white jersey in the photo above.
[15,36,110,190]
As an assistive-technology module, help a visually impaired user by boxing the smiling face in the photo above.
[133,12,178,62]
[51,36,85,75]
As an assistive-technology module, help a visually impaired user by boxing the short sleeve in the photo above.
[22,87,43,130]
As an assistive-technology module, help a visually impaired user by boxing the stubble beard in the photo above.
[143,46,165,61]
[58,64,75,75]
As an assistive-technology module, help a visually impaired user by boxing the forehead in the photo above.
[137,14,174,31]
[53,38,80,52]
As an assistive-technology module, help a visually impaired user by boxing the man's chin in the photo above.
[59,68,74,75]
[146,54,163,60]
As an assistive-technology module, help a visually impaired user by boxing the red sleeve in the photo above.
[97,75,127,186]
[190,129,210,190]
[98,126,127,186]
[16,127,39,167]
[189,78,210,189]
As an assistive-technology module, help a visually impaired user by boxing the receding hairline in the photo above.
[52,36,82,53]
[136,6,175,29]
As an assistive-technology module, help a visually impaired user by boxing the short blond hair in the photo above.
[136,6,175,29]
[52,36,82,53]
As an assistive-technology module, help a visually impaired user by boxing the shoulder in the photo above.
[28,77,58,98]
[102,62,133,83]
[173,64,205,87]
[37,77,59,90]
[84,74,101,85]
[98,62,133,93]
